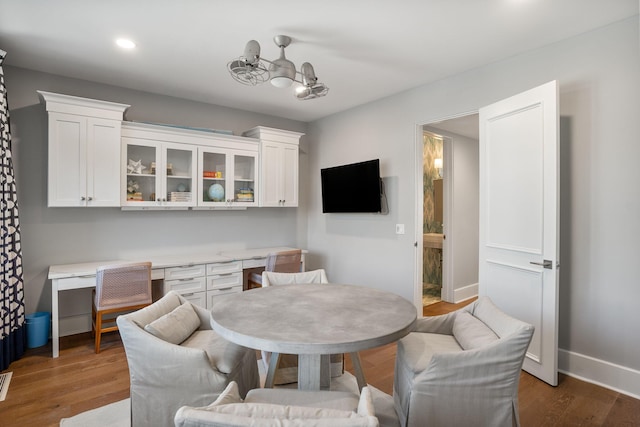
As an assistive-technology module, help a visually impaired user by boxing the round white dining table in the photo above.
[210,283,417,391]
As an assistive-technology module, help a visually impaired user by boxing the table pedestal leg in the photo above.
[298,354,321,390]
[264,352,281,388]
[298,354,331,390]
[349,352,367,390]
[320,354,330,389]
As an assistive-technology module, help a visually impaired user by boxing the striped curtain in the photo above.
[0,49,26,371]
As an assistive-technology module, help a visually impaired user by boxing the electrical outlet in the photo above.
[396,224,405,234]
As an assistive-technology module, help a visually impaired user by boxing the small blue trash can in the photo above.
[26,311,50,348]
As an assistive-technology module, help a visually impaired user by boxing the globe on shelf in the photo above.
[208,183,225,201]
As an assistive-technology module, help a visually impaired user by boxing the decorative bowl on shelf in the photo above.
[207,183,225,201]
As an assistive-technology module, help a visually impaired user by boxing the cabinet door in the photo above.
[48,112,87,207]
[230,150,258,207]
[163,142,196,207]
[122,137,161,207]
[260,142,298,207]
[280,143,299,207]
[86,118,121,207]
[260,142,281,207]
[198,147,229,207]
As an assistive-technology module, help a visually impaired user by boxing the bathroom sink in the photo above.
[423,233,444,249]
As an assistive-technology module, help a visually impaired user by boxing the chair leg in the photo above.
[94,311,102,354]
[91,302,96,337]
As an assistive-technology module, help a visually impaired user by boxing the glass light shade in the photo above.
[434,158,443,169]
[270,75,294,88]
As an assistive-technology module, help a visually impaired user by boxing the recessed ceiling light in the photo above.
[116,38,136,49]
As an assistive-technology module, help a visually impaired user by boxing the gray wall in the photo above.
[6,67,309,317]
[305,16,640,379]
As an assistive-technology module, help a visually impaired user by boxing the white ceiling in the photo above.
[0,0,637,122]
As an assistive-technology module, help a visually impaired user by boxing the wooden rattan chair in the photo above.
[92,261,152,353]
[246,249,302,290]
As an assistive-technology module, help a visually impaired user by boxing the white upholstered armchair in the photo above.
[175,380,379,427]
[393,297,534,427]
[117,291,260,427]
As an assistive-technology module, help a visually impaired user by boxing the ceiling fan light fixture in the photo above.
[227,35,328,99]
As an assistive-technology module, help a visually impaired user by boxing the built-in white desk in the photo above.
[48,246,305,358]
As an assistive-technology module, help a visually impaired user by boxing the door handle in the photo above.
[530,260,552,269]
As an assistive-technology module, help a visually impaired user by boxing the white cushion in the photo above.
[181,330,249,374]
[452,311,499,350]
[175,382,379,427]
[144,302,200,345]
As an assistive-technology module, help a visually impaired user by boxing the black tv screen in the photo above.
[321,159,382,213]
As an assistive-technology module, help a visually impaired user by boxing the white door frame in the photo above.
[413,112,477,312]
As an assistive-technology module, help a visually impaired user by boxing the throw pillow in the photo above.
[144,302,200,345]
[452,311,499,350]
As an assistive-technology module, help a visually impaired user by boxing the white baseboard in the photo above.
[453,282,478,303]
[559,348,640,400]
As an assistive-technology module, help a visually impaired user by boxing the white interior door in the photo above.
[479,80,559,386]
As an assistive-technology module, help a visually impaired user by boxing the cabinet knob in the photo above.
[157,198,161,202]
[81,196,86,201]
[162,198,167,202]
[87,196,93,201]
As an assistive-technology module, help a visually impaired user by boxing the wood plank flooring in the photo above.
[1,299,638,426]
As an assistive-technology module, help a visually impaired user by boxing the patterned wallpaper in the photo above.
[423,133,443,287]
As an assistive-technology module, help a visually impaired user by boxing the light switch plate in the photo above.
[395,224,405,234]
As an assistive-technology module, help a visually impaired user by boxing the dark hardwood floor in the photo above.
[1,299,638,426]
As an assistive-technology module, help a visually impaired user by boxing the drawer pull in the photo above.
[182,293,194,297]
[251,256,263,260]
[217,273,233,277]
[217,287,233,292]
[179,264,195,268]
[179,278,195,282]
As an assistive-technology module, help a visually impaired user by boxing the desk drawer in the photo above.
[206,285,242,309]
[207,272,242,290]
[165,264,206,280]
[242,257,266,268]
[206,261,242,276]
[179,291,206,308]
[164,276,206,294]
[56,276,96,291]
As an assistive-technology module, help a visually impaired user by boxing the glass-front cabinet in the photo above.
[122,138,196,208]
[198,147,258,208]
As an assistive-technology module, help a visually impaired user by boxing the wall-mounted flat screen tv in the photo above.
[321,159,382,213]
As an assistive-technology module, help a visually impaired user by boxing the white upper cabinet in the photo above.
[243,127,304,207]
[38,91,129,207]
[121,122,258,210]
[40,92,301,211]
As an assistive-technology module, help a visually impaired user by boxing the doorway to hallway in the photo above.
[416,114,479,308]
